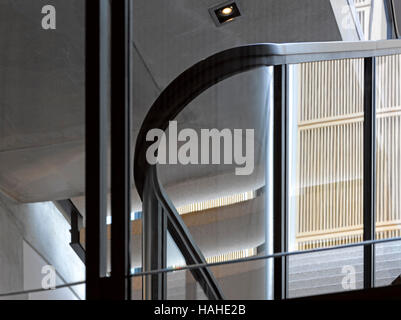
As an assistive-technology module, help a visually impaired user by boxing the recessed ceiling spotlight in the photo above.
[220,6,234,16]
[209,1,242,26]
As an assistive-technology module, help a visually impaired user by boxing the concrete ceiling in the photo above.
[0,0,85,202]
[0,0,341,205]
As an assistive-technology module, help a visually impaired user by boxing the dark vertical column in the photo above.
[273,65,288,300]
[110,0,131,300]
[142,167,167,300]
[363,57,376,289]
[85,0,108,300]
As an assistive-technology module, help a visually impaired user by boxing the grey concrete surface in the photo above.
[0,0,341,203]
[0,190,85,299]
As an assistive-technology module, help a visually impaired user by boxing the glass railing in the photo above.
[134,40,401,300]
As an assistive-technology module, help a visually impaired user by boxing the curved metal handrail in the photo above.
[134,40,401,195]
[134,40,401,300]
[134,44,275,195]
[144,165,224,300]
[135,43,282,300]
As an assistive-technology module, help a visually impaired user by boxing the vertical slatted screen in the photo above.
[295,55,401,250]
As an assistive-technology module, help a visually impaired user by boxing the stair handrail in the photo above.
[134,40,401,300]
[134,40,401,194]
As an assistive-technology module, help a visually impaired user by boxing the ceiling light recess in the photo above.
[209,1,242,26]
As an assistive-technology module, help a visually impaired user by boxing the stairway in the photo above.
[288,241,401,298]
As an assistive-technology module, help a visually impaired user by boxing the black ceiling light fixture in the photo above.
[209,1,242,26]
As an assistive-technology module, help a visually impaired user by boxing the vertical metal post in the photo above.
[383,0,396,39]
[142,167,167,300]
[363,57,376,289]
[389,0,401,38]
[273,64,288,300]
[265,67,274,300]
[110,0,131,300]
[85,0,108,300]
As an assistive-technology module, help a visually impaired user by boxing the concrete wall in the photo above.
[23,241,83,300]
[0,191,85,299]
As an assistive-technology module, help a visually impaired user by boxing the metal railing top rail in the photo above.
[2,236,401,298]
[129,236,401,279]
[133,39,401,301]
[250,39,401,60]
[134,39,401,195]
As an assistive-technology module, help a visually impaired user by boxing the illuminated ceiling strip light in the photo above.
[177,190,256,215]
